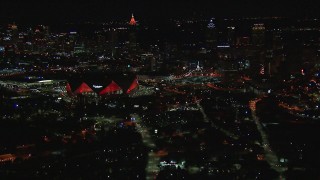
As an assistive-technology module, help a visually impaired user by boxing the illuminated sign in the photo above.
[38,80,53,83]
[93,85,103,89]
[217,45,230,48]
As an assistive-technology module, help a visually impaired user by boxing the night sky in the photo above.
[1,0,320,24]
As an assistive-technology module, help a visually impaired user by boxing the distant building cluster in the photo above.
[0,17,319,79]
[1,15,320,180]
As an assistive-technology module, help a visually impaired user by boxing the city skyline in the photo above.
[1,1,320,179]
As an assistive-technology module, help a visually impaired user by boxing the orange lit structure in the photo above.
[99,81,122,95]
[0,154,16,163]
[66,77,138,96]
[74,82,93,94]
[126,78,139,94]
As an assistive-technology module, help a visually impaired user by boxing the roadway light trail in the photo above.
[249,99,287,175]
[131,114,159,180]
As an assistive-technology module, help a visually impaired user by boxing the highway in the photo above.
[131,114,159,180]
[249,99,287,177]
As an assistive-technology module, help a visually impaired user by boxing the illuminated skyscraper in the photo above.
[4,23,19,45]
[129,14,137,26]
[207,18,215,29]
[265,50,273,75]
[128,14,138,49]
[252,23,265,47]
[227,26,236,46]
[205,18,217,48]
[109,28,118,57]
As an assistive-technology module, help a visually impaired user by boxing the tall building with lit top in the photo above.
[1,23,19,58]
[252,23,265,47]
[207,18,215,29]
[109,28,118,57]
[206,18,217,48]
[2,23,19,46]
[129,14,137,26]
[227,26,236,46]
[128,14,138,50]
